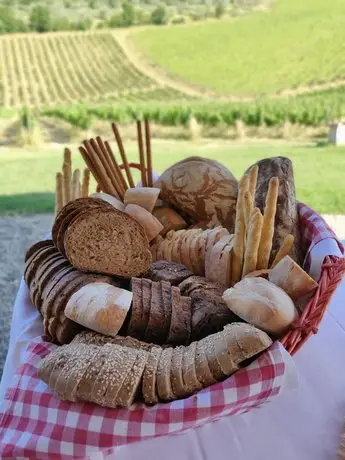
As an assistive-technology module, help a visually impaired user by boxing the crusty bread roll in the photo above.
[124,204,164,242]
[268,255,318,302]
[223,277,298,336]
[64,282,132,337]
[124,187,160,213]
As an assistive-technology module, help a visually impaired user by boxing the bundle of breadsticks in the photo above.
[55,148,90,215]
[230,166,294,287]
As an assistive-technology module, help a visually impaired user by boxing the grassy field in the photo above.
[0,140,344,214]
[132,0,345,96]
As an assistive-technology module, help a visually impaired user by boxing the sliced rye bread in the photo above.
[115,349,149,407]
[170,345,185,399]
[34,258,72,311]
[167,287,191,346]
[140,279,152,340]
[72,330,155,351]
[181,229,202,270]
[102,345,139,408]
[64,207,152,278]
[55,343,98,401]
[182,341,202,395]
[54,316,84,345]
[127,278,144,338]
[156,347,174,401]
[30,253,65,308]
[52,197,109,245]
[24,245,56,287]
[41,266,76,319]
[142,261,193,286]
[195,341,217,387]
[142,346,163,405]
[160,280,172,341]
[170,231,185,263]
[25,239,54,263]
[144,281,165,344]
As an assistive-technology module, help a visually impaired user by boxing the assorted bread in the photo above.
[27,123,320,410]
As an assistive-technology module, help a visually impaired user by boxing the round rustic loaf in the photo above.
[154,157,238,231]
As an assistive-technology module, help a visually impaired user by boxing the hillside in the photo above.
[0,31,189,108]
[131,0,345,97]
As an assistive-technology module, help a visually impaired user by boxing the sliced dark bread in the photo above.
[144,281,165,344]
[142,261,193,286]
[127,278,144,338]
[140,279,152,340]
[102,345,139,408]
[25,239,54,263]
[170,345,185,399]
[167,288,191,346]
[24,244,56,287]
[160,280,172,341]
[54,316,83,345]
[156,347,174,401]
[30,253,65,308]
[142,347,163,405]
[64,207,152,278]
[41,266,76,319]
[195,341,217,387]
[116,349,148,407]
[182,342,202,395]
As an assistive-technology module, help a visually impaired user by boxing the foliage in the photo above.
[121,1,136,26]
[214,1,225,18]
[0,6,28,33]
[151,5,168,25]
[29,5,52,33]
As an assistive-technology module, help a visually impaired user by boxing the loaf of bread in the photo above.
[268,255,318,303]
[154,157,238,231]
[65,282,132,337]
[223,277,298,336]
[179,276,241,341]
[39,322,272,407]
[245,157,303,265]
[126,278,192,346]
[60,200,152,278]
[142,261,193,286]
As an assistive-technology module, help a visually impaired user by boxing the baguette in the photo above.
[271,234,295,268]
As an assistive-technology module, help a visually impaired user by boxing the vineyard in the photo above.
[0,31,190,108]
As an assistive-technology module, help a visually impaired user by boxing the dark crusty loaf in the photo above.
[246,156,303,265]
[179,276,240,341]
[64,207,152,278]
[25,239,54,263]
[142,260,193,286]
[144,281,166,344]
[127,278,144,338]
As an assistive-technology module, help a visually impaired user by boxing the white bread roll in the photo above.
[90,193,125,211]
[269,255,318,302]
[65,282,132,337]
[222,277,298,336]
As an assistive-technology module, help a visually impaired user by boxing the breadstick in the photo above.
[96,184,101,193]
[55,172,63,214]
[81,168,90,197]
[242,208,263,277]
[230,175,249,286]
[62,161,71,205]
[243,190,252,230]
[72,169,80,200]
[271,234,295,268]
[248,165,258,201]
[257,177,279,270]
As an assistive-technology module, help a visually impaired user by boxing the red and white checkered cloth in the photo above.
[0,204,343,460]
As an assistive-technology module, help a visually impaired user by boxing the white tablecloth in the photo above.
[1,264,345,459]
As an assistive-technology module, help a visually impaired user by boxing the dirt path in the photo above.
[115,28,345,101]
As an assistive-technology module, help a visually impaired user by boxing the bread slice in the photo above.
[156,347,174,401]
[171,230,186,263]
[167,288,191,346]
[140,279,152,339]
[205,235,234,287]
[24,245,56,287]
[127,278,144,338]
[142,346,163,404]
[102,345,140,408]
[199,333,226,381]
[41,266,76,319]
[212,331,239,376]
[195,341,217,387]
[144,281,165,344]
[181,229,202,270]
[142,261,192,286]
[189,232,203,276]
[72,330,155,351]
[115,348,149,407]
[64,207,152,278]
[170,345,185,399]
[25,239,54,263]
[182,342,202,395]
[30,253,65,308]
[54,316,83,345]
[160,280,172,341]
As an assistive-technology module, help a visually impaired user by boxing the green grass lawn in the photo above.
[0,140,344,215]
[132,0,345,96]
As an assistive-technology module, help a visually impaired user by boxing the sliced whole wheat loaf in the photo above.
[182,342,202,395]
[144,281,165,344]
[167,288,191,346]
[170,345,185,399]
[142,346,163,405]
[156,347,174,401]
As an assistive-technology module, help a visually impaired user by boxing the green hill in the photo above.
[131,0,345,96]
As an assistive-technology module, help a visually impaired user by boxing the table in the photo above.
[1,252,345,460]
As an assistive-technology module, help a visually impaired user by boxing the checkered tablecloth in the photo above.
[0,203,342,460]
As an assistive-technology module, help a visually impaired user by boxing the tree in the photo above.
[215,2,225,18]
[121,1,135,27]
[0,6,28,33]
[150,5,167,25]
[29,5,52,32]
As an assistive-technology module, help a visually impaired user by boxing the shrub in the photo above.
[29,5,52,33]
[150,5,168,25]
[215,2,225,18]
